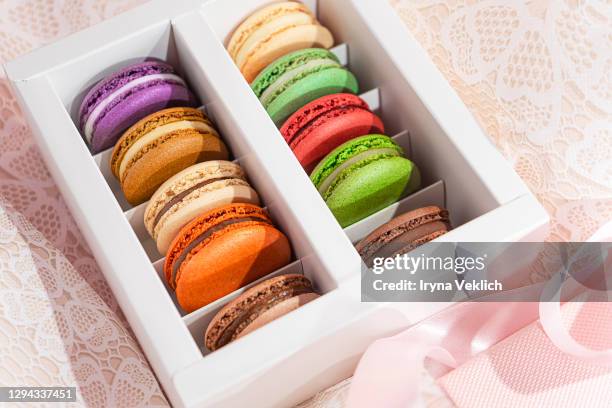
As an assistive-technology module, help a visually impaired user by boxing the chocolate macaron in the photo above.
[79,61,197,153]
[205,274,318,351]
[111,107,229,206]
[164,203,292,313]
[356,206,451,267]
[144,161,260,254]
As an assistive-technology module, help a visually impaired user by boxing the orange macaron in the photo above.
[164,203,292,313]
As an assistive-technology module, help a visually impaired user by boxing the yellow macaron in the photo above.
[227,1,334,83]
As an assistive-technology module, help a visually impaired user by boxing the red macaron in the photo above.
[280,93,384,173]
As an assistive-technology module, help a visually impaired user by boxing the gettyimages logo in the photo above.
[361,242,612,302]
[371,253,487,275]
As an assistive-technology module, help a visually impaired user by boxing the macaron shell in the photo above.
[326,156,415,227]
[280,93,370,143]
[266,68,359,126]
[236,292,319,340]
[79,61,176,128]
[355,206,450,263]
[291,109,385,172]
[310,134,403,190]
[90,82,196,153]
[233,12,316,69]
[227,1,312,59]
[241,24,334,83]
[175,224,291,312]
[251,48,339,98]
[363,222,449,263]
[121,131,229,206]
[111,107,216,179]
[144,160,243,234]
[155,183,260,254]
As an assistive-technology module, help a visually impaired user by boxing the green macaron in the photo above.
[251,48,359,126]
[310,134,421,228]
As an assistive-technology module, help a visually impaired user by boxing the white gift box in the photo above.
[4,0,549,406]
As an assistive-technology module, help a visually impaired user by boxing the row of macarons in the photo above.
[227,2,421,227]
[76,60,321,350]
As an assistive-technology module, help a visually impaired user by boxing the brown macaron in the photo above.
[356,206,451,267]
[110,107,229,206]
[205,274,318,351]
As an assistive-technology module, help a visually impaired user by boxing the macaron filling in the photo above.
[118,120,219,180]
[151,176,239,230]
[83,73,187,143]
[316,148,399,195]
[259,59,340,107]
[171,217,272,288]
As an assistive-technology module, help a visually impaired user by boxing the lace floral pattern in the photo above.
[0,0,167,406]
[0,0,609,407]
[390,0,612,242]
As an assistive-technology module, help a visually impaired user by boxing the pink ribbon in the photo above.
[538,222,612,367]
[347,221,612,408]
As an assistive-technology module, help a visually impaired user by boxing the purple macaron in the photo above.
[78,61,197,153]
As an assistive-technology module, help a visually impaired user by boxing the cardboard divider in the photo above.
[330,43,348,66]
[359,87,380,113]
[182,259,305,354]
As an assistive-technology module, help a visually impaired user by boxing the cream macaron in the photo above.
[144,160,260,254]
[227,1,334,83]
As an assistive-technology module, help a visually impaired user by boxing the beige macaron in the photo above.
[227,1,334,82]
[144,160,260,254]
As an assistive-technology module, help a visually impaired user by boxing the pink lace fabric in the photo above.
[0,0,609,407]
[0,0,167,406]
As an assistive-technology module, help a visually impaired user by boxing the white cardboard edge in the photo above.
[3,0,205,81]
[8,76,203,405]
